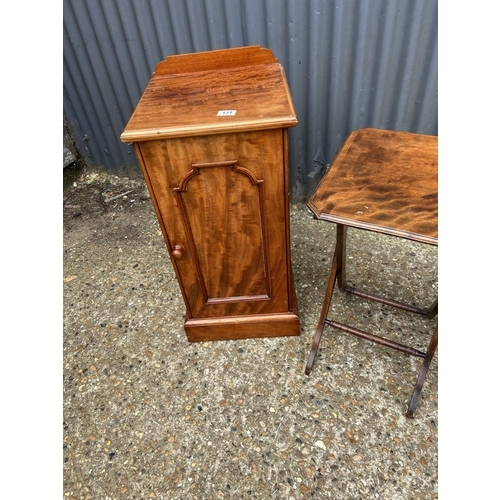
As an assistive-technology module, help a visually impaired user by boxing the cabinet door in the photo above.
[137,130,292,319]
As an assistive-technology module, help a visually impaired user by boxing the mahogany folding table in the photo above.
[305,128,438,418]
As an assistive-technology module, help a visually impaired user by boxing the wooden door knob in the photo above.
[172,244,185,259]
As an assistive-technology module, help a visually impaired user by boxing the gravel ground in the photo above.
[63,165,438,500]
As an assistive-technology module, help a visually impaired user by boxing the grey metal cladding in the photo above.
[63,0,438,200]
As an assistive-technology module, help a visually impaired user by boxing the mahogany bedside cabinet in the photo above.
[121,46,300,342]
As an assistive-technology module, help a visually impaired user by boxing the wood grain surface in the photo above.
[122,46,299,341]
[308,128,438,245]
[137,130,294,319]
[121,46,297,142]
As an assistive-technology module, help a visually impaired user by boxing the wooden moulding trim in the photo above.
[185,312,300,328]
[184,312,300,341]
[305,201,323,221]
[279,65,298,125]
[174,159,272,303]
[307,204,438,246]
[174,160,264,193]
[120,118,298,143]
[205,295,271,304]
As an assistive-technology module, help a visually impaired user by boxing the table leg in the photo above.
[426,298,438,319]
[305,224,347,375]
[336,224,347,291]
[406,326,438,418]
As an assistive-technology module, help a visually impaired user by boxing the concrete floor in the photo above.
[63,166,438,499]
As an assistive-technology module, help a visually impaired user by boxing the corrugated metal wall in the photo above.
[63,0,437,200]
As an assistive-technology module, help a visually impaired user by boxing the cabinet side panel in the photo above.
[282,130,299,316]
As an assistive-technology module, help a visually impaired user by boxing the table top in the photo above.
[307,128,438,245]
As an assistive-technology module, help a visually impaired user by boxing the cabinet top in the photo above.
[121,46,298,142]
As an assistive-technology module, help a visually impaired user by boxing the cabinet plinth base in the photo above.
[184,312,300,342]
